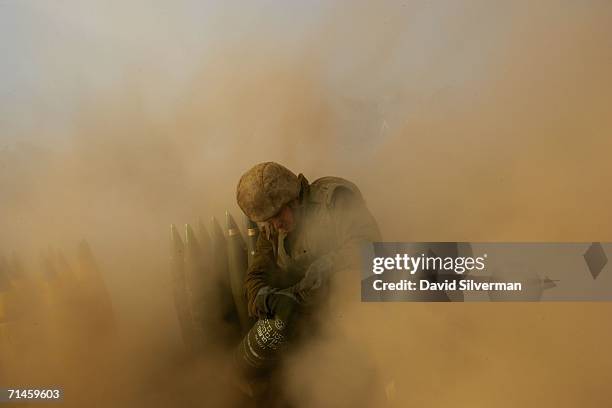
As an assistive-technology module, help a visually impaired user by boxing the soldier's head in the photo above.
[236,162,302,233]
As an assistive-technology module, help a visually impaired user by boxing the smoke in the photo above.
[2,0,612,406]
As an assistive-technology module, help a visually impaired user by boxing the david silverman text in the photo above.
[372,279,523,291]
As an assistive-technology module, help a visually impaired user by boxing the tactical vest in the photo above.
[307,176,363,207]
[273,176,363,276]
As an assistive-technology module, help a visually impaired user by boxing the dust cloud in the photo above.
[1,1,612,407]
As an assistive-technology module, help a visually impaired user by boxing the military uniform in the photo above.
[244,174,381,318]
[234,163,381,384]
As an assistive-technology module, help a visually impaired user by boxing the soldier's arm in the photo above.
[243,233,276,318]
[330,187,382,271]
[293,188,381,302]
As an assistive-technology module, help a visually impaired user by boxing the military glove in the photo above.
[252,255,334,319]
[291,254,334,303]
[253,286,300,322]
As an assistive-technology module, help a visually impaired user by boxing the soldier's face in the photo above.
[269,204,296,233]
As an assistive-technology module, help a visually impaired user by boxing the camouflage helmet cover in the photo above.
[236,162,300,222]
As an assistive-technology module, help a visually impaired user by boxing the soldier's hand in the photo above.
[268,290,300,323]
[253,286,300,322]
[293,255,334,302]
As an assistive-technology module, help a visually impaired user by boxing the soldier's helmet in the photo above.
[236,162,300,222]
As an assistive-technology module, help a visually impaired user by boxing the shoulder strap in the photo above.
[308,176,363,206]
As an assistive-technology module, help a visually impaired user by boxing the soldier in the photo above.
[232,162,381,398]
